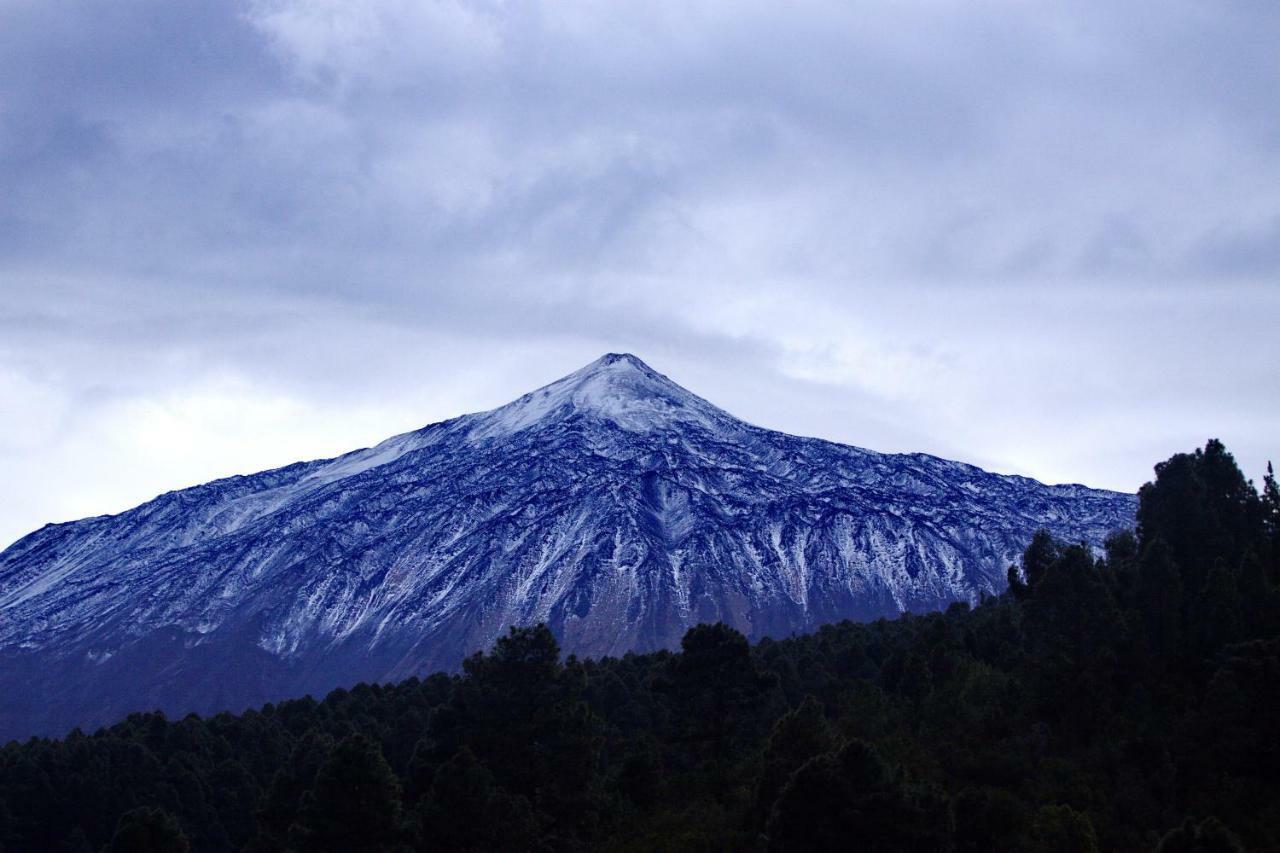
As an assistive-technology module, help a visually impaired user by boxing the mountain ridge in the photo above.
[0,354,1135,739]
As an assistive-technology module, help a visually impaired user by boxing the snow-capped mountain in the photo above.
[0,354,1134,739]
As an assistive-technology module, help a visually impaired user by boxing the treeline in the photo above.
[1,439,1278,852]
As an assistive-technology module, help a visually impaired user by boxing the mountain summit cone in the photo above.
[468,352,738,438]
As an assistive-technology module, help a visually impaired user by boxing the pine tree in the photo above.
[102,807,190,853]
[1104,528,1141,603]
[1236,550,1274,639]
[435,624,601,842]
[56,827,93,853]
[1030,804,1099,853]
[1137,538,1183,661]
[1264,462,1280,581]
[1006,564,1028,600]
[1023,544,1127,731]
[1138,440,1265,600]
[1197,559,1243,656]
[1155,816,1245,852]
[753,696,837,826]
[1022,530,1060,590]
[290,734,404,853]
[899,650,934,707]
[246,731,333,853]
[954,787,1030,852]
[767,739,951,851]
[415,747,542,852]
[660,623,780,760]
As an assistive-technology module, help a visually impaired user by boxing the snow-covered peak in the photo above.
[468,353,739,439]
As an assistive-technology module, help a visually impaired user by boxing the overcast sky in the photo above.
[1,0,1278,548]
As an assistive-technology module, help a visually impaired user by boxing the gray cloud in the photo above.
[1,0,1278,546]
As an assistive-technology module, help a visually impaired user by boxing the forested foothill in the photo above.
[1,439,1277,852]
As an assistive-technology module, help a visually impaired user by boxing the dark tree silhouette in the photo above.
[290,734,403,853]
[754,696,837,826]
[1155,817,1245,853]
[101,807,190,853]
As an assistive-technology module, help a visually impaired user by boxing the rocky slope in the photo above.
[0,354,1135,738]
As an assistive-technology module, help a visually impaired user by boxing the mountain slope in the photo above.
[0,354,1134,738]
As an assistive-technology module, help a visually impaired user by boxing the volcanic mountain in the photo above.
[0,354,1134,738]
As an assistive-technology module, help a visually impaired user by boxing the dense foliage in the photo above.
[1,440,1277,852]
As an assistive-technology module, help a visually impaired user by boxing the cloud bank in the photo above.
[1,0,1277,546]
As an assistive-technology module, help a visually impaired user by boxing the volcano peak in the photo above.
[468,353,736,439]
